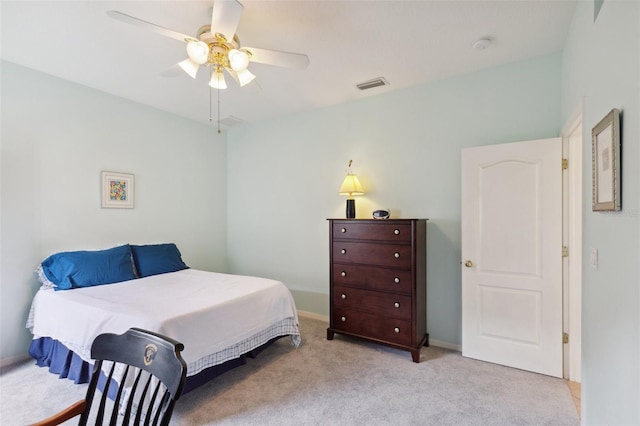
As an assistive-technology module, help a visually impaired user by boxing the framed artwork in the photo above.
[592,108,621,211]
[101,171,134,209]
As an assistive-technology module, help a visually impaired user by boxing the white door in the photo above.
[461,137,563,378]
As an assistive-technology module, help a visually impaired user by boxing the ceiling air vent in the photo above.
[356,77,389,91]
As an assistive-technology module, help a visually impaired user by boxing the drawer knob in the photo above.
[341,293,347,300]
[394,252,400,259]
[341,228,347,233]
[394,327,400,333]
[341,316,347,322]
[341,249,346,255]
[341,271,347,277]
[394,277,400,284]
[394,302,400,308]
[394,229,400,235]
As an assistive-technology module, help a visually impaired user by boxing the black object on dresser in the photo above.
[327,219,428,362]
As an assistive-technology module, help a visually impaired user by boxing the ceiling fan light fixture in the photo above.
[186,40,210,64]
[235,67,255,86]
[107,2,310,134]
[178,58,200,79]
[228,48,250,71]
[209,70,227,89]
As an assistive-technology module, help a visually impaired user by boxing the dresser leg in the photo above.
[327,328,335,340]
[411,349,420,363]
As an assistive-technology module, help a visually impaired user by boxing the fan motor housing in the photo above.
[198,25,240,50]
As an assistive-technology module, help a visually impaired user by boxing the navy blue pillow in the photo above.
[131,243,188,278]
[41,244,137,291]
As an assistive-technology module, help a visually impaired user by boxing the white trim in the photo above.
[430,339,462,353]
[297,310,329,322]
[561,102,584,383]
[562,136,570,379]
[562,101,585,137]
[0,353,30,370]
[297,310,463,353]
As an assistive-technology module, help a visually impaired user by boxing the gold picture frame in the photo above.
[101,171,135,209]
[592,109,621,211]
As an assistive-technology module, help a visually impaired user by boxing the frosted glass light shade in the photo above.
[235,68,255,86]
[209,71,227,89]
[186,41,209,65]
[339,174,365,196]
[178,58,199,79]
[228,49,250,71]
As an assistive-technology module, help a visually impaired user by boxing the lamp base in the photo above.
[346,199,356,219]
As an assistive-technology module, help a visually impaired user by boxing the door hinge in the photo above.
[562,158,568,170]
[562,246,569,257]
[563,332,569,344]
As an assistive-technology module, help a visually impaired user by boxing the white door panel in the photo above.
[462,138,562,377]
[479,159,540,276]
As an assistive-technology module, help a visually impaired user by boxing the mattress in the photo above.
[27,268,301,377]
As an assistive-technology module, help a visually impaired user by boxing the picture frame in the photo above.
[592,108,621,211]
[101,171,134,209]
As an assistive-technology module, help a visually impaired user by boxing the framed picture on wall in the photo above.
[101,171,134,209]
[592,108,621,211]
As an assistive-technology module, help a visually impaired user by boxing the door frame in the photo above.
[562,102,583,383]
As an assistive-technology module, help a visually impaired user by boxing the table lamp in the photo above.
[339,161,365,218]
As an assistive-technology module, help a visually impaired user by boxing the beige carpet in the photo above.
[0,315,579,425]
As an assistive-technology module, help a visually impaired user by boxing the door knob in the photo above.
[464,260,473,268]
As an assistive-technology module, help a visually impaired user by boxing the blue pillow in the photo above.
[131,243,188,278]
[41,244,137,291]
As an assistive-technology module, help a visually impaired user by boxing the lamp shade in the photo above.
[178,58,199,79]
[229,49,250,71]
[186,41,209,65]
[339,173,365,196]
[235,68,256,86]
[209,70,227,89]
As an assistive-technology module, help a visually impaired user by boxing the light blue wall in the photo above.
[561,1,639,424]
[1,2,637,421]
[226,53,562,347]
[0,61,228,364]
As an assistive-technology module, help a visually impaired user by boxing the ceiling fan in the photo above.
[107,0,310,90]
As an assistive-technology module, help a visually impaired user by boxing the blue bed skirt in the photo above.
[29,336,278,394]
[29,337,92,384]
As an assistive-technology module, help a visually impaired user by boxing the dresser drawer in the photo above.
[333,286,411,320]
[332,242,412,268]
[332,308,412,346]
[333,222,412,243]
[332,264,412,294]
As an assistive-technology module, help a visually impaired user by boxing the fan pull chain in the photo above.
[208,69,222,134]
[217,83,221,134]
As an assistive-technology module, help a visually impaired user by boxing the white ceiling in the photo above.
[1,0,577,129]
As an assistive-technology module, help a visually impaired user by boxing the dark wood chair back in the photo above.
[32,328,187,426]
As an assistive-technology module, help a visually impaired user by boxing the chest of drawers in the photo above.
[327,219,428,362]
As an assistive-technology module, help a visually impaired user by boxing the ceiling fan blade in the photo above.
[244,47,310,70]
[107,10,195,43]
[210,0,244,42]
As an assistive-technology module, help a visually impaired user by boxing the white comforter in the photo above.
[27,269,300,376]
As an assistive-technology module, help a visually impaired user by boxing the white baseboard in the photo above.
[429,338,462,352]
[0,353,30,370]
[297,310,328,322]
[297,311,462,352]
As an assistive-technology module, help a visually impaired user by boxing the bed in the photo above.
[26,243,300,394]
